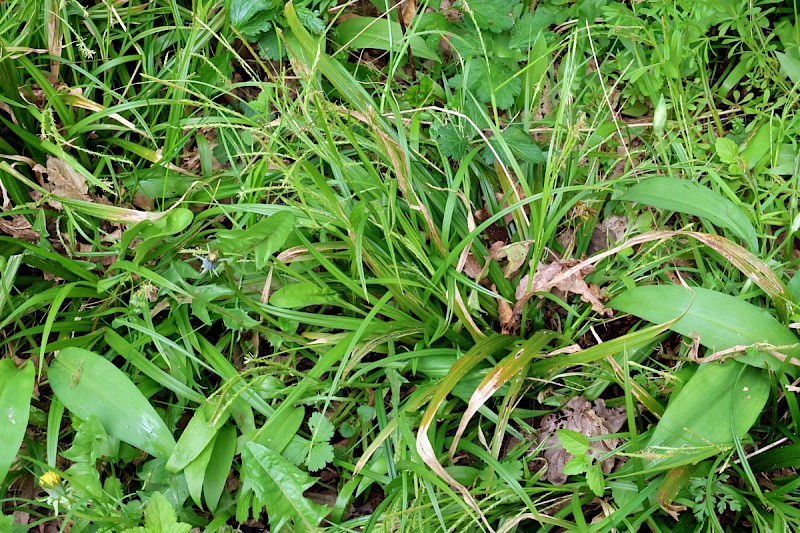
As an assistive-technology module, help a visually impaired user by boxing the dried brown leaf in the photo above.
[463,253,484,280]
[588,215,628,254]
[40,156,90,209]
[399,0,417,26]
[498,298,514,332]
[537,397,626,484]
[132,193,154,211]
[515,259,611,316]
[0,215,39,242]
[489,240,506,260]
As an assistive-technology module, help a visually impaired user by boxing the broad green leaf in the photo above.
[242,442,329,533]
[0,359,34,483]
[609,285,798,374]
[334,17,441,62]
[562,456,588,475]
[556,429,590,456]
[510,8,557,49]
[204,425,237,512]
[620,178,758,250]
[642,361,770,471]
[121,491,192,533]
[776,50,800,84]
[254,211,296,269]
[140,208,193,240]
[462,0,518,33]
[714,137,739,163]
[585,465,605,496]
[167,396,231,472]
[466,59,522,109]
[48,348,176,459]
[214,211,296,256]
[269,283,335,308]
[184,436,214,509]
[740,120,779,169]
[229,0,279,38]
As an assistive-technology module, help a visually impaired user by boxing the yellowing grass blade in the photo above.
[449,332,552,460]
[416,334,516,532]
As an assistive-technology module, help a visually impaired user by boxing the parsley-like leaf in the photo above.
[308,411,335,442]
[257,28,284,61]
[306,441,334,472]
[229,0,279,39]
[306,411,335,471]
[489,125,545,165]
[296,7,326,34]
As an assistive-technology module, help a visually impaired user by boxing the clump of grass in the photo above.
[1,0,800,531]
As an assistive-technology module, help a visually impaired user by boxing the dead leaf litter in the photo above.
[537,397,627,485]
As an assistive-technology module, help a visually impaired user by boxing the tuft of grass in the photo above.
[2,0,800,531]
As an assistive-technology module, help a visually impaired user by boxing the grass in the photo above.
[2,0,800,531]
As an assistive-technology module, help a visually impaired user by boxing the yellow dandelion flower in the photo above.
[39,471,62,489]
